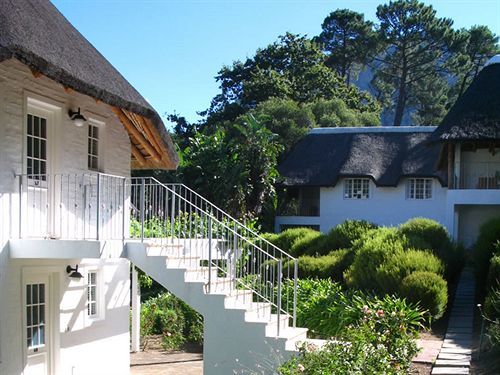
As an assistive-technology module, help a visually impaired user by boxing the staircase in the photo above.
[125,178,306,374]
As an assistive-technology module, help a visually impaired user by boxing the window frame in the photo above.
[406,178,433,200]
[85,268,104,322]
[343,178,371,200]
[87,121,100,172]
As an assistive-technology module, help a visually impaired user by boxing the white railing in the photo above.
[129,177,298,334]
[458,162,500,189]
[16,173,127,240]
[14,173,298,334]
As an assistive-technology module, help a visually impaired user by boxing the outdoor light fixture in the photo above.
[68,107,87,127]
[66,265,83,279]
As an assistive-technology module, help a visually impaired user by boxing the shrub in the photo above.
[140,292,203,350]
[474,217,500,287]
[489,253,500,288]
[299,220,378,257]
[400,217,463,278]
[375,249,444,294]
[263,227,319,253]
[278,281,423,375]
[344,227,408,291]
[279,279,424,339]
[290,230,324,257]
[400,271,448,320]
[295,249,354,281]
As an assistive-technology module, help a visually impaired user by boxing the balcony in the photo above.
[457,162,500,189]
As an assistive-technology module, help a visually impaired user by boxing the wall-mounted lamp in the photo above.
[66,265,83,279]
[68,107,87,127]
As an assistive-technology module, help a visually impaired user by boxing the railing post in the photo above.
[170,185,175,243]
[18,175,23,239]
[122,178,126,241]
[293,259,298,328]
[208,216,212,294]
[277,260,282,337]
[96,173,100,240]
[140,178,145,242]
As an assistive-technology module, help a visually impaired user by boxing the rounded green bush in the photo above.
[304,220,378,256]
[296,249,354,281]
[344,227,408,291]
[400,271,448,320]
[400,217,463,280]
[290,230,324,257]
[375,249,444,294]
[474,217,500,287]
[265,227,319,253]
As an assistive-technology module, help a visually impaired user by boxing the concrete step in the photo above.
[435,359,470,367]
[184,267,219,281]
[440,347,472,355]
[432,367,469,374]
[438,353,471,361]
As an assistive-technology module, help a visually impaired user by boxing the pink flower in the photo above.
[376,309,385,318]
[362,305,372,315]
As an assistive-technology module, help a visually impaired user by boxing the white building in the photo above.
[0,1,306,374]
[276,58,500,248]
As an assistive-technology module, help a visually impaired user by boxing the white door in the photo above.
[24,275,51,375]
[25,110,51,237]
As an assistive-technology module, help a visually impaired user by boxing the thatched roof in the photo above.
[0,0,178,169]
[278,127,446,187]
[429,58,500,143]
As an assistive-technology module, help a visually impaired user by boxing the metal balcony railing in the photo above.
[14,173,298,335]
[457,162,500,189]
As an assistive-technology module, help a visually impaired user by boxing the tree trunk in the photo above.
[393,69,407,126]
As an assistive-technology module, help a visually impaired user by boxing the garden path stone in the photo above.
[432,268,475,375]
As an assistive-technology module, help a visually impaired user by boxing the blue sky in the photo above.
[52,0,500,125]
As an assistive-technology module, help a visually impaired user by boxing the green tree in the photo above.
[372,0,466,126]
[207,33,379,125]
[315,9,378,84]
[180,115,282,220]
[453,25,499,99]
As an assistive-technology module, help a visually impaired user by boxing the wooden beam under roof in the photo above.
[111,107,161,164]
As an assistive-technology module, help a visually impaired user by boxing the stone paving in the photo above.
[432,268,475,375]
[130,351,203,375]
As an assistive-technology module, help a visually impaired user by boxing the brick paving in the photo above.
[432,268,475,375]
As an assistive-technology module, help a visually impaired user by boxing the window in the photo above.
[87,271,98,317]
[344,178,370,199]
[278,187,320,216]
[88,123,99,171]
[406,178,433,200]
[26,283,46,349]
[27,114,47,180]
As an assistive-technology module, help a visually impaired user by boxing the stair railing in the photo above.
[129,177,298,333]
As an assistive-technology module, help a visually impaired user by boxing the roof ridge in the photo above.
[310,126,437,134]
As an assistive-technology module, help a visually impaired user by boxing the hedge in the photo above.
[474,217,500,287]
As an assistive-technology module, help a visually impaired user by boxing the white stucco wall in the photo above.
[0,59,132,375]
[276,177,448,233]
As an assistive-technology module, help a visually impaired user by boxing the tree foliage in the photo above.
[315,9,378,84]
[206,33,379,126]
[372,0,467,126]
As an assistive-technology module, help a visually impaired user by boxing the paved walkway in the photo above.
[131,351,203,375]
[432,268,475,375]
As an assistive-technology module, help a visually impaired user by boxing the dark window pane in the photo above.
[26,285,31,303]
[32,306,38,325]
[39,284,45,303]
[32,327,39,346]
[32,285,38,304]
[33,138,40,158]
[33,116,40,137]
[40,118,46,139]
[27,115,33,135]
[41,140,46,160]
[39,325,45,345]
[27,306,32,326]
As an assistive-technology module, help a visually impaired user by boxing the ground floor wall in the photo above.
[0,252,130,375]
[275,179,448,233]
[456,205,500,248]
